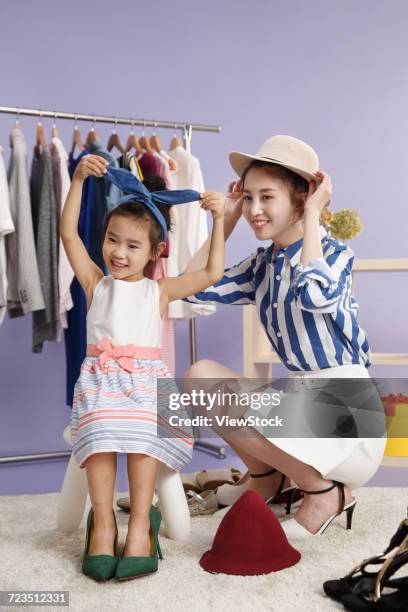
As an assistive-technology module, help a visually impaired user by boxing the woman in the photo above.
[181,135,386,538]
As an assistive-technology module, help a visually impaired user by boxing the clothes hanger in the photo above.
[150,123,177,171]
[166,154,177,171]
[169,124,181,150]
[86,115,99,145]
[15,108,21,129]
[106,118,126,154]
[150,122,162,152]
[71,115,85,155]
[51,112,58,138]
[183,124,192,153]
[34,111,47,156]
[139,121,153,153]
[126,121,144,155]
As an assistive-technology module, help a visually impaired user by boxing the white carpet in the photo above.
[0,488,406,612]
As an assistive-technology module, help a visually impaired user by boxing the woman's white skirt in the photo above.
[265,364,387,491]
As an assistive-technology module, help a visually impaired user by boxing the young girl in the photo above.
[60,153,225,581]
[182,135,386,538]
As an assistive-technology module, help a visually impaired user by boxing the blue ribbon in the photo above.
[105,167,201,240]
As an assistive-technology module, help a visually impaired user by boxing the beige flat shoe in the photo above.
[182,467,242,493]
[195,467,242,491]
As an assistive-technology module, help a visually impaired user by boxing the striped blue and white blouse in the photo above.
[183,225,371,372]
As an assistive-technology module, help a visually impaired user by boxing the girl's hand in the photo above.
[73,154,109,182]
[304,170,332,215]
[200,191,225,220]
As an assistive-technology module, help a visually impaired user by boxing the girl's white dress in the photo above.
[70,275,193,470]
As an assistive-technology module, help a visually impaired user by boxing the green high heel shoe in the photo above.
[115,505,163,581]
[82,507,119,582]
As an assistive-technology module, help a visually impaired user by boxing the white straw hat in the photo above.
[229,135,319,182]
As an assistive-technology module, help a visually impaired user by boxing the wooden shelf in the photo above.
[353,258,408,272]
[370,353,408,366]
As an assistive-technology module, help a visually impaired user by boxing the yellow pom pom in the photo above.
[326,209,363,241]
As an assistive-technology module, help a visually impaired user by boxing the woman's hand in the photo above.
[73,154,109,182]
[304,170,332,215]
[200,191,225,220]
[225,179,244,218]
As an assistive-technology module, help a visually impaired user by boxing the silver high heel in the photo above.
[282,480,357,538]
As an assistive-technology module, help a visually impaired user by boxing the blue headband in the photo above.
[105,167,201,241]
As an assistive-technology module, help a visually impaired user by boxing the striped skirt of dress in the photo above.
[70,356,193,471]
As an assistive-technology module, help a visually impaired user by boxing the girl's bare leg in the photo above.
[124,453,158,557]
[183,360,353,533]
[84,452,117,555]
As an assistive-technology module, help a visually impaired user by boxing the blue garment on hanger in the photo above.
[64,143,121,408]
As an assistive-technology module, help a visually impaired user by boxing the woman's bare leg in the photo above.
[182,360,290,498]
[225,436,290,497]
[222,431,354,533]
[183,360,353,533]
[124,454,158,557]
[84,452,117,555]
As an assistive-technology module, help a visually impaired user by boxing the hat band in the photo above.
[260,156,281,163]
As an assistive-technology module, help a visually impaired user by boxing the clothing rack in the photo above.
[0,105,221,134]
[0,104,226,465]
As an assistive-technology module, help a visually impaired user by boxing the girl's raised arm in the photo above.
[60,154,108,296]
[182,180,243,275]
[158,191,226,303]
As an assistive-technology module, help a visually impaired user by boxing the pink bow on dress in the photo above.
[95,336,137,373]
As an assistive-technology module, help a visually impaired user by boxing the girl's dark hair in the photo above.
[142,175,166,192]
[102,174,172,255]
[241,160,310,219]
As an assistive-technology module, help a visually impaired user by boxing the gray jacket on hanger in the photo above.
[6,128,45,318]
[30,144,59,353]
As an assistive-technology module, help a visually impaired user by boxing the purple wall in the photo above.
[1,0,407,493]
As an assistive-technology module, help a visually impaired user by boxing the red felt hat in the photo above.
[200,490,301,575]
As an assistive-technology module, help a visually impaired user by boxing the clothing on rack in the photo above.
[117,152,144,181]
[129,155,143,181]
[138,151,161,178]
[30,145,60,352]
[85,140,121,212]
[158,148,176,170]
[50,137,74,338]
[167,144,216,319]
[0,146,14,326]
[6,128,45,319]
[153,151,175,189]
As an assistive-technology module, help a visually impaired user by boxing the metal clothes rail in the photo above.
[0,105,221,134]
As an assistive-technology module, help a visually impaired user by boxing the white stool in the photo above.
[57,425,191,541]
